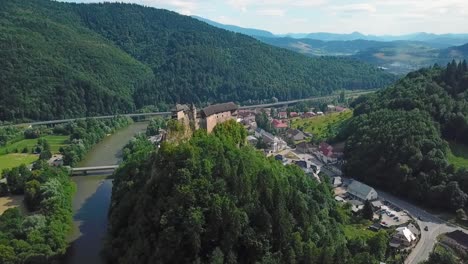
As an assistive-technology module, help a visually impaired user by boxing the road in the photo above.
[300,151,467,264]
[376,190,466,264]
[2,90,374,128]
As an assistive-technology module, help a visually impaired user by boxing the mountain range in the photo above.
[0,0,395,122]
[194,17,468,74]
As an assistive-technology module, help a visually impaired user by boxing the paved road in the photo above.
[377,190,466,264]
[2,90,374,128]
[309,157,467,264]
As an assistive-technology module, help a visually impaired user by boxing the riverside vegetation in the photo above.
[0,163,75,263]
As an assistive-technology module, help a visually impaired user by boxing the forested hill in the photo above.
[343,61,468,211]
[0,0,396,122]
[106,121,393,264]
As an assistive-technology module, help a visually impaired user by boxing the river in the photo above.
[63,122,148,264]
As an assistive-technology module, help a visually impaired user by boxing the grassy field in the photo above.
[0,135,68,155]
[0,153,38,171]
[291,110,353,141]
[447,142,468,169]
[343,223,378,241]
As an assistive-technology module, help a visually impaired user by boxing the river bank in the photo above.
[63,122,148,264]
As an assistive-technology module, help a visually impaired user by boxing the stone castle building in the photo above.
[172,102,238,133]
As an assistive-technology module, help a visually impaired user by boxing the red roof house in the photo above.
[319,142,333,157]
[278,112,287,119]
[272,119,288,129]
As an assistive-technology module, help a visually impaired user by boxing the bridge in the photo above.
[71,165,119,176]
[3,90,374,128]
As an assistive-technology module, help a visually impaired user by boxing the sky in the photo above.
[65,0,468,35]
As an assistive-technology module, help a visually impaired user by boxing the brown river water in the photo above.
[62,122,148,264]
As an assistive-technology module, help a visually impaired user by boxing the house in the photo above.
[278,112,287,119]
[335,196,345,203]
[271,119,288,130]
[293,160,308,169]
[286,129,306,141]
[332,176,342,187]
[442,230,468,253]
[302,112,316,118]
[349,200,364,213]
[172,102,238,133]
[289,112,299,118]
[319,142,334,157]
[390,227,417,248]
[256,129,287,152]
[371,200,383,209]
[296,142,315,153]
[369,222,381,232]
[247,135,258,146]
[274,154,284,161]
[348,180,378,201]
[327,105,336,111]
[52,158,64,167]
[335,106,347,112]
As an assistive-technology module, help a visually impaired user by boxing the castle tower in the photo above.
[190,103,199,130]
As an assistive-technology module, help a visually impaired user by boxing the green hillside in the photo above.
[0,0,396,122]
[343,61,468,211]
[0,0,154,121]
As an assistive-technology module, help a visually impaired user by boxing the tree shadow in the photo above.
[62,179,113,264]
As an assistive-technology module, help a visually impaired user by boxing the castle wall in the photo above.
[205,110,234,133]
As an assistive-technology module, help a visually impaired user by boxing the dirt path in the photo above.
[0,195,25,215]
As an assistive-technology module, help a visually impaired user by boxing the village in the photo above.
[169,101,468,261]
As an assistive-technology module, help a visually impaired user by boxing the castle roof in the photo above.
[202,102,238,117]
[173,104,189,112]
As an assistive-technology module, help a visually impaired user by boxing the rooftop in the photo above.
[202,102,238,117]
[445,230,468,248]
[348,180,376,200]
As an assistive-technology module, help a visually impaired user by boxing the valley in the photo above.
[0,1,467,264]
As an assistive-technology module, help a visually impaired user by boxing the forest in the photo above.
[0,0,396,122]
[106,121,399,264]
[0,163,75,263]
[343,61,468,212]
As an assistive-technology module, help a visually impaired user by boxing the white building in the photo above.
[347,180,378,201]
[255,129,287,152]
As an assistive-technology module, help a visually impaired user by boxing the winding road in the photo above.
[376,190,466,264]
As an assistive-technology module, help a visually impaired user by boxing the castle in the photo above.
[171,102,238,133]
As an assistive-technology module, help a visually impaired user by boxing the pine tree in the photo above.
[362,200,374,221]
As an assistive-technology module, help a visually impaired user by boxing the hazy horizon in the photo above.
[63,0,468,35]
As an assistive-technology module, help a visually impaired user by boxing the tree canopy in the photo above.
[0,0,396,122]
[343,61,468,211]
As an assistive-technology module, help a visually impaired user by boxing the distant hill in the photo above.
[0,0,395,122]
[257,36,468,74]
[192,16,275,38]
[189,17,468,74]
[439,43,468,61]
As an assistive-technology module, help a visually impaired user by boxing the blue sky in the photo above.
[65,0,468,35]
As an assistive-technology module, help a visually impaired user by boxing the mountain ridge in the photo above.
[0,0,395,122]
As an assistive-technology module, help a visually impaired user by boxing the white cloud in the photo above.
[256,8,285,17]
[331,3,376,13]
